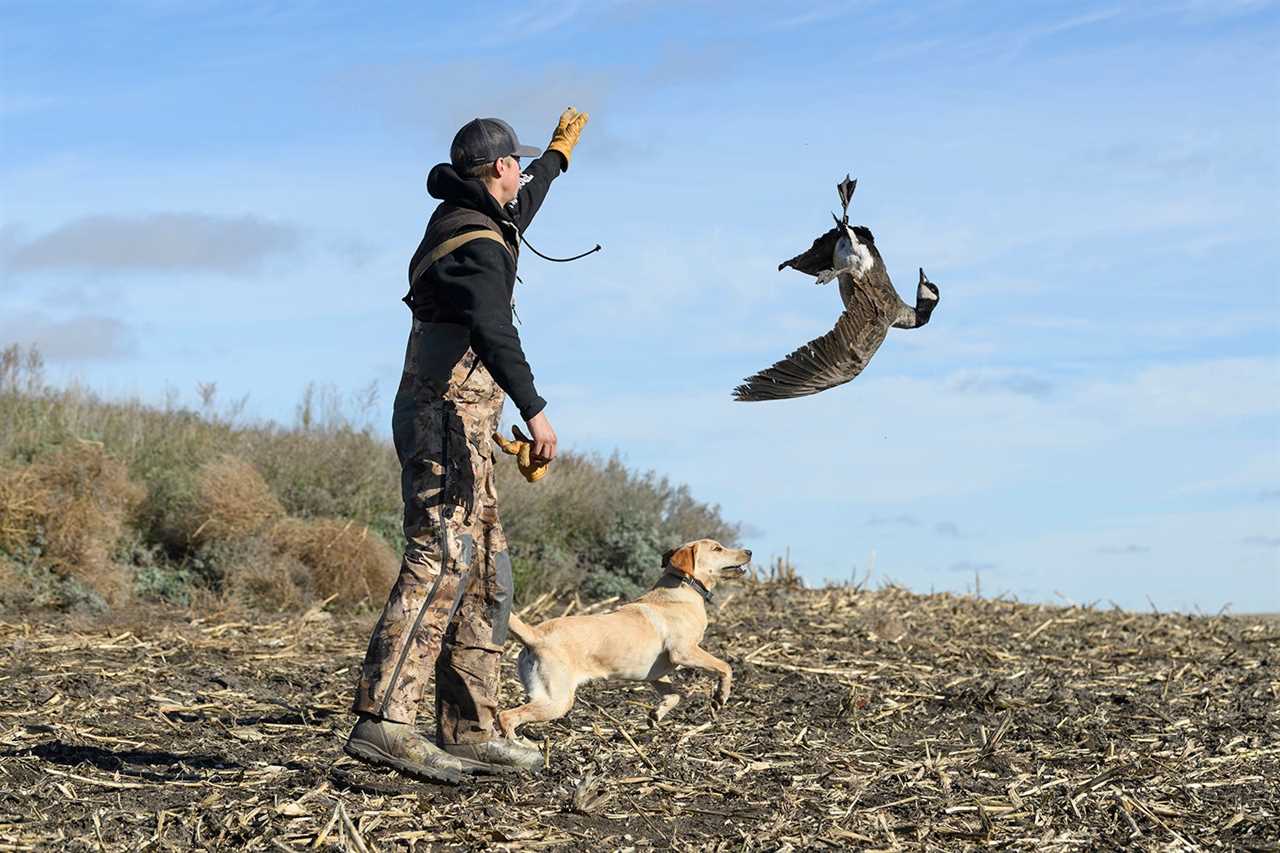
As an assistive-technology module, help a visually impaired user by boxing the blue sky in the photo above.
[3,1,1277,612]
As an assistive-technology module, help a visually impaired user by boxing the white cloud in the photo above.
[0,311,135,362]
[950,368,1055,399]
[6,213,301,275]
[1096,544,1151,555]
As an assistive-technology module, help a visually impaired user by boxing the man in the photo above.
[346,108,589,782]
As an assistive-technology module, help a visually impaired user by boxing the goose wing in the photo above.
[733,288,892,401]
[778,226,842,277]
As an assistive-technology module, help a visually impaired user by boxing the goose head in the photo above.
[915,268,941,325]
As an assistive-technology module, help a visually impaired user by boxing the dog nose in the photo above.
[745,549,753,558]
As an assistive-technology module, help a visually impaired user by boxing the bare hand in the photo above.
[525,411,557,463]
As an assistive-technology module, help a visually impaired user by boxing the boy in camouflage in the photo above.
[346,109,588,782]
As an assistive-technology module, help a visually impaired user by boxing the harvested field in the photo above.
[1,582,1277,851]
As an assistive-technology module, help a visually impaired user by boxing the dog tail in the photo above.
[506,613,542,648]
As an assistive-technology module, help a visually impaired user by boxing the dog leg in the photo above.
[497,688,577,738]
[497,657,578,738]
[670,646,733,708]
[648,678,684,726]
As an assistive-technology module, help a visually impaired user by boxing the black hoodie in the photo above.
[404,150,564,421]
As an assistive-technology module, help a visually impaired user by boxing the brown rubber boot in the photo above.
[441,736,542,771]
[343,716,463,784]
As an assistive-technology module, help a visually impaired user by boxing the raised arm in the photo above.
[509,108,588,233]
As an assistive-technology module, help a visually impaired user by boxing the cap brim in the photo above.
[514,144,542,158]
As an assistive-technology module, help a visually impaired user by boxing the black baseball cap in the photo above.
[450,118,542,170]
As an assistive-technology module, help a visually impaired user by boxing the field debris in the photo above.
[1,581,1276,850]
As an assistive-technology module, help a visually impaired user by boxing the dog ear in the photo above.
[667,544,695,576]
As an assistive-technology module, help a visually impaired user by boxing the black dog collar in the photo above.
[655,569,714,603]
[680,574,714,604]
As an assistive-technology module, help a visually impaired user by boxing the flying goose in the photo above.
[732,176,940,402]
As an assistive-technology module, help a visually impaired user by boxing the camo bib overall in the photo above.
[352,317,515,745]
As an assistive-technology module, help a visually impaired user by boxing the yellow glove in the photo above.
[493,425,550,482]
[547,107,589,169]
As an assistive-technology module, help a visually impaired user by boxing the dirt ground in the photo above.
[1,581,1277,851]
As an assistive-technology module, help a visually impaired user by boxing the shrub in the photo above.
[0,465,46,555]
[199,536,310,612]
[189,455,285,543]
[581,515,665,601]
[0,442,144,606]
[0,344,745,612]
[497,449,740,601]
[268,517,398,608]
[35,442,146,603]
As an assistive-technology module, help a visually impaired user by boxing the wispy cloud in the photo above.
[1020,5,1130,42]
[866,515,962,537]
[1096,544,1151,555]
[0,311,135,362]
[868,514,919,527]
[935,521,963,538]
[951,369,1054,399]
[6,213,300,275]
[473,0,638,47]
[334,60,625,157]
[768,1,877,30]
[1241,536,1280,548]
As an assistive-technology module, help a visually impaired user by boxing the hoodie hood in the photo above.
[426,162,513,225]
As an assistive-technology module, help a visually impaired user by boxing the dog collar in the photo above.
[679,574,714,604]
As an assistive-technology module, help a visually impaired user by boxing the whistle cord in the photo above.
[520,233,602,263]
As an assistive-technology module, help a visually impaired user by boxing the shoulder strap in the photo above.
[410,228,513,289]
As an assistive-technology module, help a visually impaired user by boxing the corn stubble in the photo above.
[0,579,1275,849]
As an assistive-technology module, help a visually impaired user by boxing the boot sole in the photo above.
[343,739,462,785]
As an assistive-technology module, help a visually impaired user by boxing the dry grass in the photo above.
[0,554,18,594]
[0,582,1275,850]
[1,344,740,611]
[268,517,399,608]
[0,466,46,555]
[215,537,313,613]
[0,441,144,605]
[187,454,285,544]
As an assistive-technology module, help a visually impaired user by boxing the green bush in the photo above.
[581,515,665,601]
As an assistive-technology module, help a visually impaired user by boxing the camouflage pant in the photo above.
[353,325,514,744]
